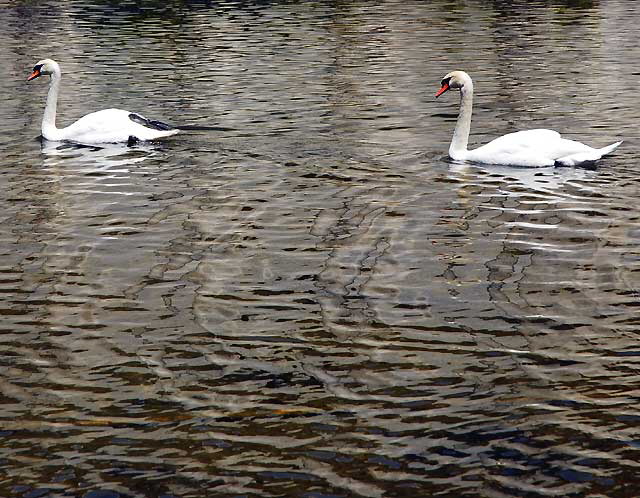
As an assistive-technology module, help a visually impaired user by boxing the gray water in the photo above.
[1,1,639,497]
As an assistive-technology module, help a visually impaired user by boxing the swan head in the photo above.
[27,59,60,81]
[435,70,472,97]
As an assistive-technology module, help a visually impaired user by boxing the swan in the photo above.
[27,59,180,144]
[435,70,622,167]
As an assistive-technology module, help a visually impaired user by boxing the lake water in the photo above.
[1,1,639,496]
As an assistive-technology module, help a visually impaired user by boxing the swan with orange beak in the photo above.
[27,58,180,144]
[435,70,621,167]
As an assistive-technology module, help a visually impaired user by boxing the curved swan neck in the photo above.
[42,65,62,139]
[449,78,473,157]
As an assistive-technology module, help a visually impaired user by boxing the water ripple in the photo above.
[1,0,639,496]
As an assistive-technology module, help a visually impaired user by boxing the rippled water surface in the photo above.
[1,1,639,496]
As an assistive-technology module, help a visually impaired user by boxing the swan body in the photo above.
[436,71,622,167]
[28,59,179,144]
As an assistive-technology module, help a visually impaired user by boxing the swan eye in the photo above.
[33,64,43,72]
[441,77,451,87]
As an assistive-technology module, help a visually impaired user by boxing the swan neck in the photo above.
[42,68,62,138]
[450,82,473,156]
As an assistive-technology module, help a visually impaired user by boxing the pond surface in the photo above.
[1,1,639,496]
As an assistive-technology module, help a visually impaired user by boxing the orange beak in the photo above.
[435,82,449,98]
[27,69,41,81]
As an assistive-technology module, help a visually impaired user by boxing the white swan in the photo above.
[435,71,622,167]
[27,59,180,144]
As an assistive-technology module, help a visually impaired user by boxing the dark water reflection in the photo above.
[1,1,639,496]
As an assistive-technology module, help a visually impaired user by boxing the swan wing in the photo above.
[61,109,178,143]
[467,129,602,167]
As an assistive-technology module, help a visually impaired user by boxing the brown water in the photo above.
[1,1,639,497]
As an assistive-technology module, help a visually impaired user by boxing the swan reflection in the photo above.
[448,161,595,198]
[40,139,160,171]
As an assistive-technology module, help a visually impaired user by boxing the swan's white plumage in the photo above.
[436,71,621,167]
[47,109,178,143]
[28,59,179,144]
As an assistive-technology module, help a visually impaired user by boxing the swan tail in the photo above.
[556,140,623,167]
[598,140,623,156]
[155,128,181,137]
